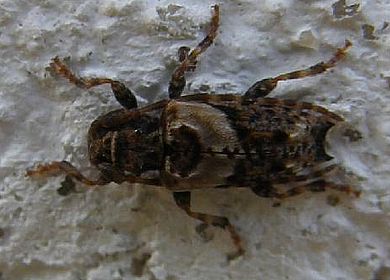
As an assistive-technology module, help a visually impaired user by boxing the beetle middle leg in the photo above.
[173,191,244,260]
[50,57,137,109]
[168,4,220,99]
[244,40,352,99]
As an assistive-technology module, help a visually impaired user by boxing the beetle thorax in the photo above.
[88,115,162,177]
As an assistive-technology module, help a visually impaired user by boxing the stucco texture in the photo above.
[0,1,389,279]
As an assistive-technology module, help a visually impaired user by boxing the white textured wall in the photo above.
[1,1,390,279]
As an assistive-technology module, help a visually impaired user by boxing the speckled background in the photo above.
[0,1,389,279]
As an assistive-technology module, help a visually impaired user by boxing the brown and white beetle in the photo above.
[27,5,359,259]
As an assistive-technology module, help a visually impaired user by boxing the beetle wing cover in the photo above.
[161,95,343,190]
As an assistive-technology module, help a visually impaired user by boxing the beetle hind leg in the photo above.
[168,5,220,99]
[251,179,360,199]
[304,180,361,197]
[173,191,244,260]
[245,40,352,99]
[50,57,137,109]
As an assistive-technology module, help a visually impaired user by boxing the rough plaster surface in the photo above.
[0,0,389,279]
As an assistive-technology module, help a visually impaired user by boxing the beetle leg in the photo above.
[49,57,137,109]
[26,161,109,186]
[177,46,191,63]
[251,179,360,199]
[270,164,339,185]
[26,161,162,186]
[244,40,352,99]
[173,191,244,260]
[302,180,361,197]
[168,5,220,99]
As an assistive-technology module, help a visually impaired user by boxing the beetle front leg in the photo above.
[173,191,244,260]
[168,5,220,99]
[27,161,162,186]
[244,40,352,99]
[26,161,109,186]
[50,57,137,109]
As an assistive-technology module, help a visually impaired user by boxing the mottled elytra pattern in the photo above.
[27,5,359,260]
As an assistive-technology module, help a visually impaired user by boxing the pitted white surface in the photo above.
[0,1,389,279]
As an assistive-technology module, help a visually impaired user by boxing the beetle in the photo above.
[27,5,360,259]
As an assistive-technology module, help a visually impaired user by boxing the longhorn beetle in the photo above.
[27,5,359,259]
